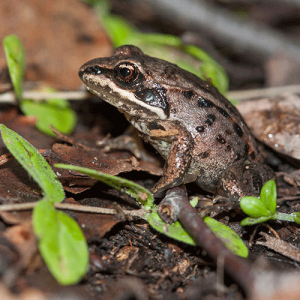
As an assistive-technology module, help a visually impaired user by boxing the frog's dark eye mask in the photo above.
[113,62,169,116]
[134,85,169,118]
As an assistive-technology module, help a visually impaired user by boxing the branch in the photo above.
[0,202,146,219]
[0,90,89,104]
[158,186,253,295]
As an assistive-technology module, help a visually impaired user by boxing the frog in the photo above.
[78,45,274,201]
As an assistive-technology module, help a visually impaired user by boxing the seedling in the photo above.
[240,179,300,226]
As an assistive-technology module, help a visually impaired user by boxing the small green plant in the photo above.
[0,125,88,285]
[240,179,300,226]
[3,35,76,136]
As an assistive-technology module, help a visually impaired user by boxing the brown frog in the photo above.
[79,45,274,200]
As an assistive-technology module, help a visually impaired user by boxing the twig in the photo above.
[257,232,300,262]
[262,223,281,240]
[0,153,13,165]
[0,90,89,104]
[158,185,253,295]
[0,202,146,219]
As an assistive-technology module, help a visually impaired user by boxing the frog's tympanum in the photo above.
[79,45,274,200]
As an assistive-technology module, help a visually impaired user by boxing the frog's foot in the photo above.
[202,198,240,216]
[151,176,184,198]
[97,135,142,158]
[215,162,275,201]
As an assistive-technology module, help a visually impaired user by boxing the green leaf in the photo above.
[203,216,248,258]
[3,35,76,136]
[241,215,275,226]
[148,211,248,257]
[33,200,89,285]
[147,210,197,245]
[240,196,271,218]
[55,164,153,210]
[103,14,137,47]
[183,44,228,95]
[0,125,65,202]
[94,0,137,47]
[3,35,25,100]
[190,197,198,208]
[260,179,277,215]
[20,95,77,136]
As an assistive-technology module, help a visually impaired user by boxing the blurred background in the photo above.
[1,0,300,93]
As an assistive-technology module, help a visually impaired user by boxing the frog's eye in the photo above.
[114,62,139,84]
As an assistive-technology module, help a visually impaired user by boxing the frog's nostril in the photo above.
[86,66,102,75]
[78,65,103,79]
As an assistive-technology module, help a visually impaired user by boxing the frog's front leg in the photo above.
[144,120,194,197]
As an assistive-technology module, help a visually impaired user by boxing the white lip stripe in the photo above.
[84,74,168,120]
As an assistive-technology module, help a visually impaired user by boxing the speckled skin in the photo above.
[79,45,274,199]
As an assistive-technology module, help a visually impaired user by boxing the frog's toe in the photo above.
[151,177,183,198]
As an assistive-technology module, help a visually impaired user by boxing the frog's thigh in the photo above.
[149,121,194,196]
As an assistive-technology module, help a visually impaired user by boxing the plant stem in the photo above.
[276,212,296,222]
